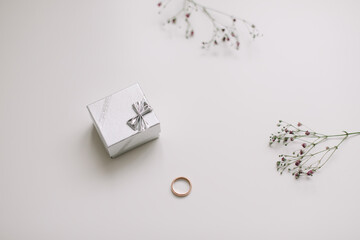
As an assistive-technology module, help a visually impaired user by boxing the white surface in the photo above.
[1,0,360,239]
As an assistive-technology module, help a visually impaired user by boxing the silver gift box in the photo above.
[87,83,160,158]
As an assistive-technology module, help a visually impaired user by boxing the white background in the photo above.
[1,0,360,239]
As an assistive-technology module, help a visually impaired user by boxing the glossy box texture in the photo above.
[87,84,160,158]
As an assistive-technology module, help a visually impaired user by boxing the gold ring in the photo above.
[171,177,192,197]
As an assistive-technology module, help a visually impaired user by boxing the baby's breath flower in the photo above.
[158,0,261,50]
[269,121,360,179]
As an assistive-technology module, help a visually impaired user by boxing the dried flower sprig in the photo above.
[157,0,261,50]
[270,120,360,179]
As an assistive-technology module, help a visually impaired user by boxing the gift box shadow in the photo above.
[88,126,161,174]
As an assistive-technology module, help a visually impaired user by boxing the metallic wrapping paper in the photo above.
[126,99,153,132]
[87,83,160,158]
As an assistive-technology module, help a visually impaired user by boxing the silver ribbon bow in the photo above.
[127,99,153,132]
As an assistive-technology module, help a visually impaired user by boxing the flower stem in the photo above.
[325,132,360,138]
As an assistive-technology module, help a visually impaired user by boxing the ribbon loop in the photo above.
[127,99,152,132]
